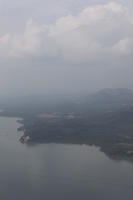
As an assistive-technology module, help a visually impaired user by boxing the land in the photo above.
[1,88,133,160]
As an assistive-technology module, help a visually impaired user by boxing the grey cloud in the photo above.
[0,2,133,65]
[0,0,133,96]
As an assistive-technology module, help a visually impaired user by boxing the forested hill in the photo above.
[2,88,133,159]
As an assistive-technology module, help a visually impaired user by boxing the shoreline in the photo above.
[1,111,133,161]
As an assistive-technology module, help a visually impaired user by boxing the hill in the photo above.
[2,88,133,159]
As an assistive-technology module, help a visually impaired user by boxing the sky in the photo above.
[0,0,133,96]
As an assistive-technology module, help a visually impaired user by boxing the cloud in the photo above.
[0,2,133,64]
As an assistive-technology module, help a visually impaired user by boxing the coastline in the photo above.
[1,109,133,161]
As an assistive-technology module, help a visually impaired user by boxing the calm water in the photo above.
[0,117,133,200]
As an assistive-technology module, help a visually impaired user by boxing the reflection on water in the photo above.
[0,117,133,200]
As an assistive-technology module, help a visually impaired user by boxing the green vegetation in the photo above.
[2,88,133,159]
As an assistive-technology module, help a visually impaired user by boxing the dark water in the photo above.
[0,117,133,200]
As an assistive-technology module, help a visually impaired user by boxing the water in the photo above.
[0,117,133,200]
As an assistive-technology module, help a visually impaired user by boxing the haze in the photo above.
[0,0,133,97]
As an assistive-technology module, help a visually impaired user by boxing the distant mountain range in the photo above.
[80,88,133,112]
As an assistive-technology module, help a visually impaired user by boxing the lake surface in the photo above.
[0,117,133,200]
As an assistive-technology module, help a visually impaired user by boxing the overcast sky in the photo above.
[0,0,133,96]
